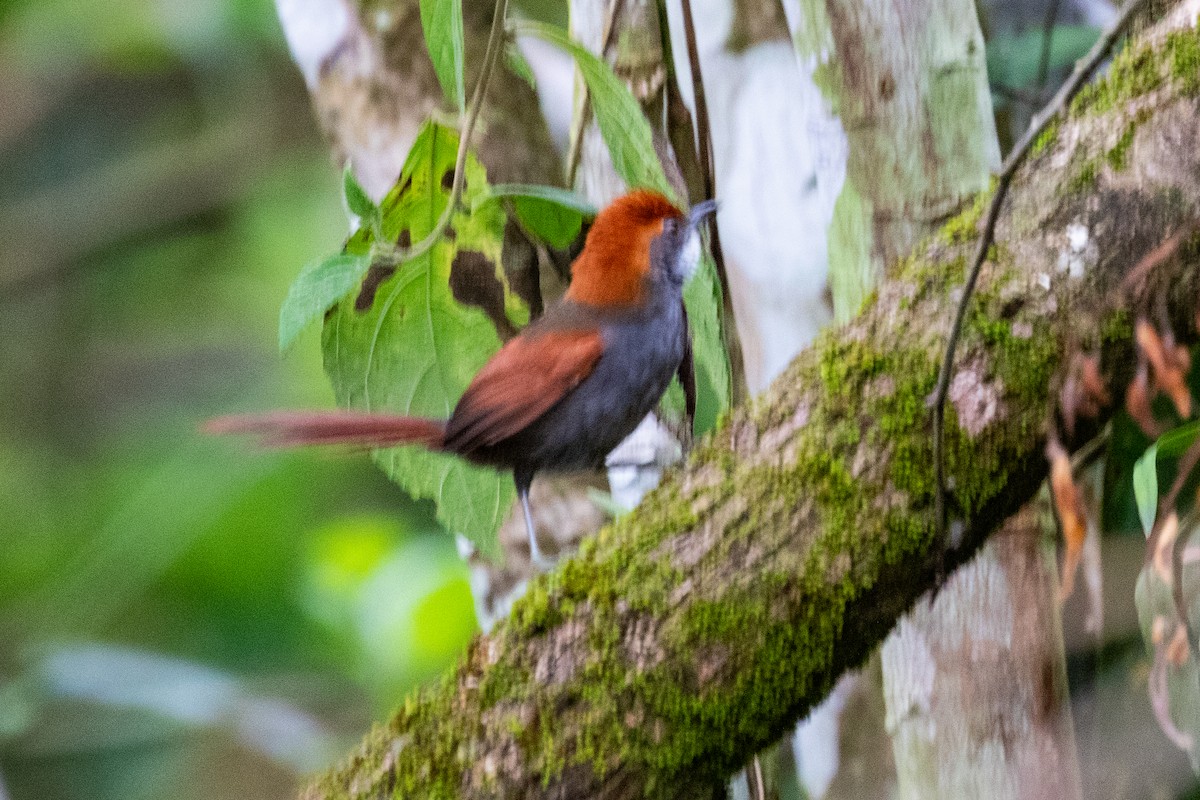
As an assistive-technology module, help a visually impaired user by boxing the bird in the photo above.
[206,189,718,566]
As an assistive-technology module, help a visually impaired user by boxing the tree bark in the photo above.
[302,5,1200,797]
[882,507,1083,800]
[815,0,1084,796]
[275,0,560,199]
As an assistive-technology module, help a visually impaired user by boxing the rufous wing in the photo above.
[442,329,604,454]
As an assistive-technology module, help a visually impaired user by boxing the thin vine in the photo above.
[932,0,1152,559]
[371,0,511,270]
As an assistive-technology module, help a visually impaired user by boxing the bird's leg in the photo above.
[516,471,553,571]
[520,489,545,566]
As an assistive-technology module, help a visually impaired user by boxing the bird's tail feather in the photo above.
[203,411,446,449]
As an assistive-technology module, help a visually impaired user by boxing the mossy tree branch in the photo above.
[303,7,1200,799]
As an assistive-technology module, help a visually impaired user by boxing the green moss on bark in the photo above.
[1071,27,1200,117]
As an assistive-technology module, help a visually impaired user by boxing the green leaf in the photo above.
[518,22,675,199]
[1156,419,1200,459]
[278,253,372,352]
[481,184,597,249]
[1133,442,1160,537]
[419,0,466,110]
[683,254,732,434]
[324,121,527,556]
[1132,420,1200,536]
[505,40,537,90]
[482,183,598,215]
[343,166,378,220]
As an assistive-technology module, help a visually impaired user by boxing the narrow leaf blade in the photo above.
[519,22,675,199]
[505,41,537,90]
[420,0,466,110]
[1133,443,1159,537]
[343,167,377,219]
[483,184,598,215]
[1156,419,1200,459]
[684,254,732,434]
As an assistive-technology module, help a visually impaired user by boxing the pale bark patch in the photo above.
[948,366,1003,437]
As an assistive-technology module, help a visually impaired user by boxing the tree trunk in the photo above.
[814,0,1083,796]
[299,6,1200,796]
[882,507,1083,800]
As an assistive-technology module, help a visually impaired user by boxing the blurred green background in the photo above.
[0,2,478,798]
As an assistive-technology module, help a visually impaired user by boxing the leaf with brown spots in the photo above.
[323,121,529,554]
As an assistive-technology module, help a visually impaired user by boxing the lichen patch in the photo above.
[949,366,1003,436]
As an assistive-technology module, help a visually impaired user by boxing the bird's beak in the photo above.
[687,199,719,231]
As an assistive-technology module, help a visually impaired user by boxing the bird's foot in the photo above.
[527,534,558,573]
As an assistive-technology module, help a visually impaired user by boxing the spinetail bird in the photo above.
[206,190,718,565]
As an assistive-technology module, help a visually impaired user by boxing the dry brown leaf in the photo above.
[1150,645,1196,750]
[1153,511,1180,587]
[1082,355,1111,408]
[1048,439,1087,602]
[1126,360,1162,438]
[1137,319,1192,418]
[1152,615,1169,646]
[1060,354,1109,436]
[1166,624,1191,667]
[1173,343,1191,375]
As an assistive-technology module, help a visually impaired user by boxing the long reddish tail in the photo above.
[203,410,446,449]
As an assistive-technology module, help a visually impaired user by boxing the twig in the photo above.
[564,0,626,188]
[748,753,765,800]
[932,0,1151,557]
[677,0,747,401]
[1070,424,1110,475]
[1121,221,1198,292]
[372,0,510,270]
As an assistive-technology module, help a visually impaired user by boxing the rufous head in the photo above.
[566,190,716,307]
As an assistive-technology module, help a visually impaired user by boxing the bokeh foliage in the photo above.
[0,2,478,799]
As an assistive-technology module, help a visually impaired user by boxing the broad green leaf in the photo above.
[518,22,675,199]
[480,184,597,249]
[342,166,377,220]
[324,121,528,555]
[278,253,372,352]
[512,196,584,248]
[1133,443,1160,537]
[419,0,466,110]
[684,254,732,434]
